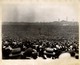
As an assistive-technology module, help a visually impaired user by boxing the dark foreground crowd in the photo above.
[2,38,79,59]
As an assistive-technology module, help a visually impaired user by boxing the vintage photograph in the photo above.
[2,3,79,60]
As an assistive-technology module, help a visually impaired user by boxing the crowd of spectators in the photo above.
[2,36,79,59]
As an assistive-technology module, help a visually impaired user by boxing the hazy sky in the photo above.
[2,3,78,22]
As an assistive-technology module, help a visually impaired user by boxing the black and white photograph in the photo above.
[2,2,79,60]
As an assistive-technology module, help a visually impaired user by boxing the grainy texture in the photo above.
[0,0,80,65]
